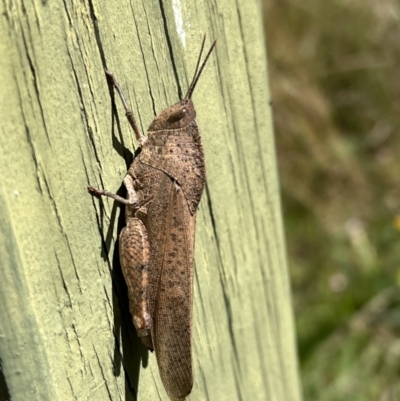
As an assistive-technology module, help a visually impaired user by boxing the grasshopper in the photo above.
[88,37,216,400]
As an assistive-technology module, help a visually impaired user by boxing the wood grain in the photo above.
[0,0,302,400]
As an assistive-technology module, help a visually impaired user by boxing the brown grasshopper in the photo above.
[88,37,216,400]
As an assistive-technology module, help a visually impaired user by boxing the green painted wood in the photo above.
[0,0,302,400]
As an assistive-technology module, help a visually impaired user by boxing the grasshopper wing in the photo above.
[147,177,196,400]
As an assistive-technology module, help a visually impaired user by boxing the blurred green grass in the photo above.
[263,0,400,399]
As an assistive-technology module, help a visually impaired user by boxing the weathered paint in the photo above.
[0,0,302,400]
[172,0,186,49]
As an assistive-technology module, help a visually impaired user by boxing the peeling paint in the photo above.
[172,0,186,49]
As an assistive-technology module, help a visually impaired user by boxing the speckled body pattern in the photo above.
[125,116,204,399]
[88,39,216,400]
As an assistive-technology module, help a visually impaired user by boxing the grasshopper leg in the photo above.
[87,185,135,206]
[89,174,154,349]
[104,69,147,147]
[119,217,153,350]
[88,174,142,206]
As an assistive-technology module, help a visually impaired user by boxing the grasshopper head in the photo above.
[147,99,196,132]
[147,37,216,133]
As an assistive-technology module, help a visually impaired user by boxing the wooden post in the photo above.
[0,0,302,400]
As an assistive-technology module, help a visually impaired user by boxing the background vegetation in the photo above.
[263,0,400,400]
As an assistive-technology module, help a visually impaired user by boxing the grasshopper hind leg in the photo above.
[120,174,153,350]
[119,217,154,351]
[89,173,153,349]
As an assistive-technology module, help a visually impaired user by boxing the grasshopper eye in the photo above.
[168,108,187,123]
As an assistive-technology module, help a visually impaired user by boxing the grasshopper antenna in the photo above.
[186,34,206,98]
[185,37,217,100]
